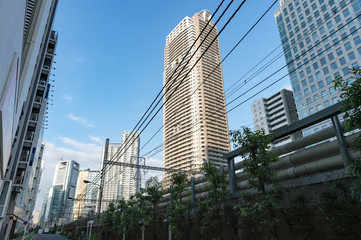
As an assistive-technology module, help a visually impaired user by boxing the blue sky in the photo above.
[35,0,291,210]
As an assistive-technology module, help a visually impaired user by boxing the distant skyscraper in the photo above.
[251,89,300,146]
[44,159,79,224]
[101,132,140,211]
[39,187,50,225]
[274,0,361,135]
[163,10,230,184]
[73,168,99,220]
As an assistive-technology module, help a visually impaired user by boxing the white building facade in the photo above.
[274,0,361,135]
[44,160,79,224]
[0,1,58,238]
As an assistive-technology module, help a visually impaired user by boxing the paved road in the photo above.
[33,234,70,240]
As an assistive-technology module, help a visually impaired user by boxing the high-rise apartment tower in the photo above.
[163,10,230,184]
[251,89,300,147]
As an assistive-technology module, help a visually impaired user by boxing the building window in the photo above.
[318,58,325,67]
[321,90,327,98]
[343,67,350,75]
[318,80,324,88]
[309,107,315,114]
[332,97,338,104]
[343,8,350,17]
[302,80,307,86]
[341,32,348,41]
[316,71,322,79]
[324,13,330,21]
[312,32,318,40]
[345,42,352,51]
[336,47,343,56]
[304,88,310,96]
[308,75,314,83]
[350,26,357,35]
[323,66,329,75]
[313,62,319,70]
[328,52,334,61]
[316,104,323,111]
[324,100,330,107]
[300,70,305,78]
[311,84,317,92]
[348,52,356,61]
[327,21,333,29]
[331,62,338,70]
[339,57,346,66]
[326,76,332,84]
[354,36,361,45]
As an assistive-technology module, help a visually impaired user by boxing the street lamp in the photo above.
[83,180,103,223]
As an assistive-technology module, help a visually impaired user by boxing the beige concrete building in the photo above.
[73,169,99,220]
[163,10,230,185]
[32,210,41,227]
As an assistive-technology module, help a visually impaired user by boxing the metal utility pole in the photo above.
[98,138,109,222]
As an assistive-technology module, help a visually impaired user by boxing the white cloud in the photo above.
[281,83,292,91]
[62,94,73,103]
[76,57,88,63]
[67,113,94,128]
[88,135,104,145]
[34,137,102,211]
[140,157,163,186]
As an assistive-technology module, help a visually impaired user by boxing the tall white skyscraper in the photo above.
[101,131,140,211]
[162,10,230,185]
[274,0,361,135]
[44,159,79,223]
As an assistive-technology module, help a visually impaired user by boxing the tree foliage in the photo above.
[166,172,193,240]
[100,177,164,239]
[197,162,228,239]
[230,127,283,239]
[334,68,361,196]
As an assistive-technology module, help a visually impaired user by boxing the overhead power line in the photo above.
[59,0,244,217]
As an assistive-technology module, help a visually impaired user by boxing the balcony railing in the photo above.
[30,113,39,121]
[39,80,47,86]
[25,132,34,141]
[34,96,42,103]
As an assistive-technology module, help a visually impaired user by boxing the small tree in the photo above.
[167,172,193,240]
[100,202,116,238]
[197,162,228,239]
[230,127,283,239]
[334,68,361,183]
[143,177,163,240]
